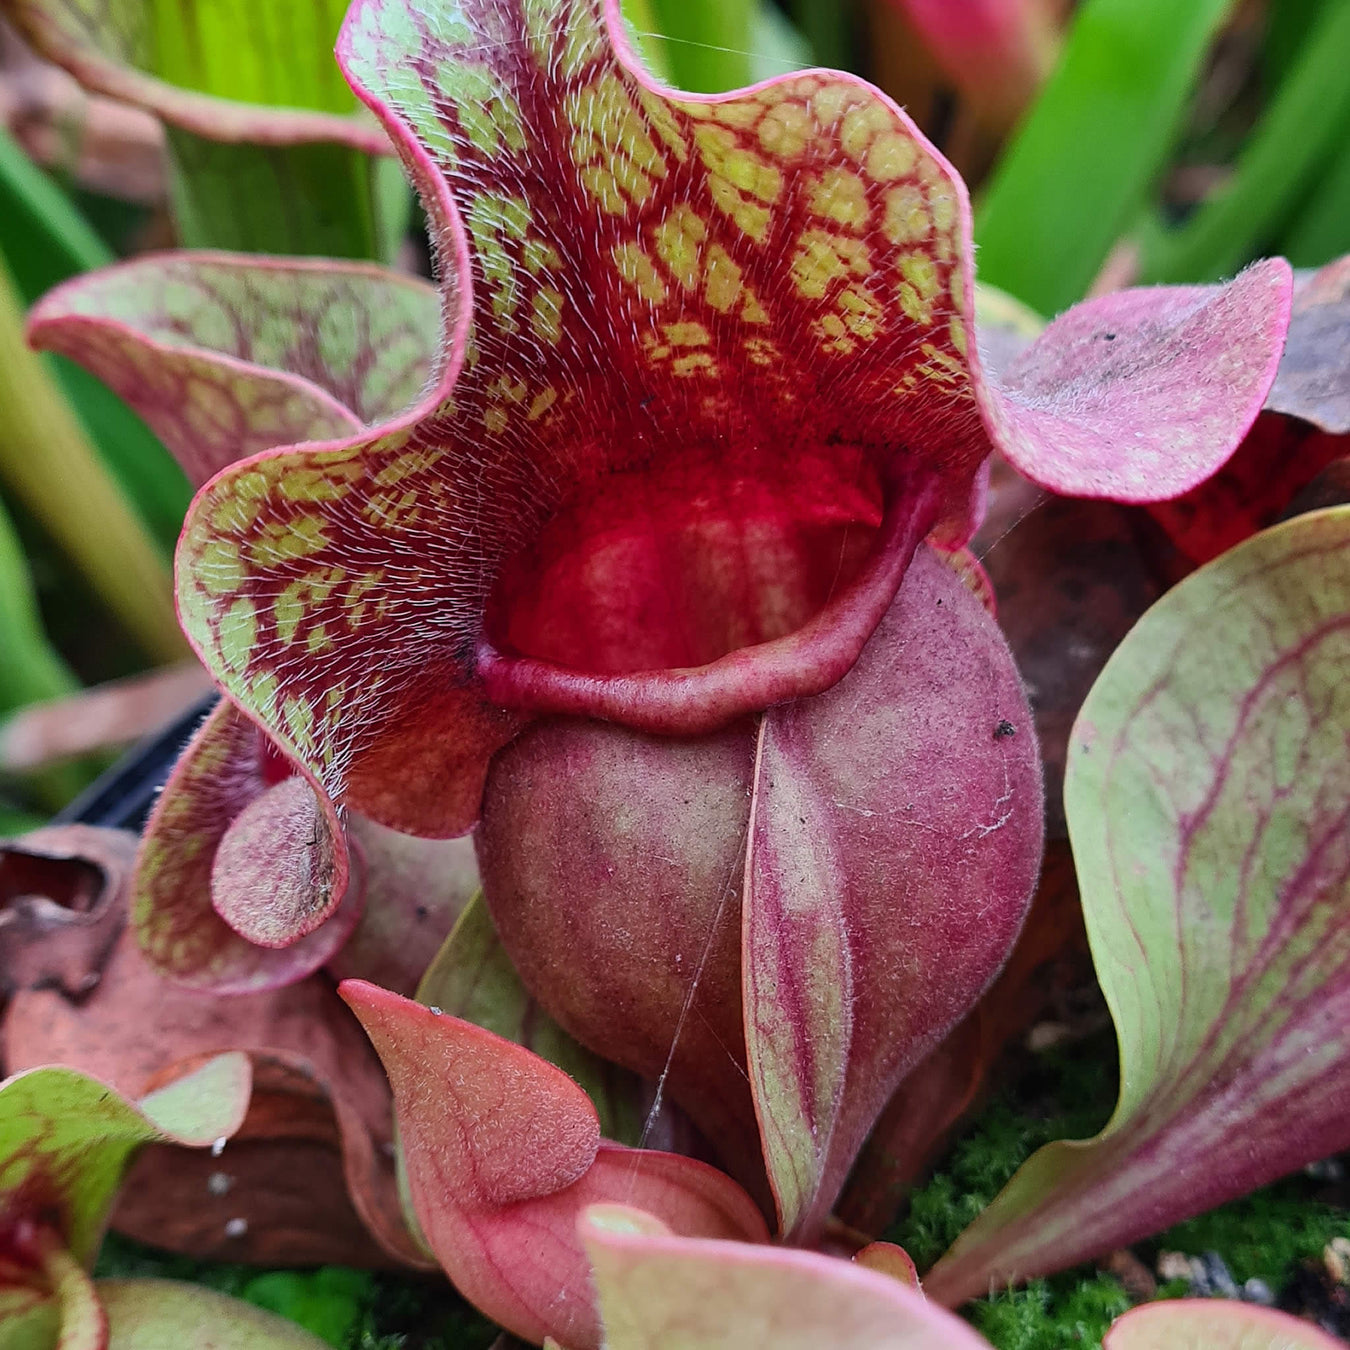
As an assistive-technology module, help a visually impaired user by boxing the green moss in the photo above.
[1150,1179,1350,1285]
[967,1275,1132,1350]
[890,1031,1120,1270]
[885,1028,1350,1349]
[237,1269,368,1347]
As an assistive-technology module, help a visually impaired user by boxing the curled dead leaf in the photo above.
[5,925,430,1270]
[0,825,133,999]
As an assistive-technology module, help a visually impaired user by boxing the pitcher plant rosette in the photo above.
[21,0,1308,1340]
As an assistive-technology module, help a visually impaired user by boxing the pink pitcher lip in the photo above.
[474,475,942,735]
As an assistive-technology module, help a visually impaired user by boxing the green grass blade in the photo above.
[1262,0,1332,85]
[788,0,853,71]
[0,129,190,550]
[0,254,183,664]
[619,0,672,82]
[645,0,754,92]
[165,130,406,260]
[126,0,409,258]
[748,2,813,83]
[1141,0,1350,282]
[0,492,76,714]
[974,0,1236,314]
[0,129,111,286]
[1279,108,1350,267]
[147,0,354,112]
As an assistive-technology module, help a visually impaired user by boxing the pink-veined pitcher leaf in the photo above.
[1103,1299,1347,1350]
[581,1204,992,1349]
[743,546,1042,1242]
[0,0,390,151]
[29,254,443,486]
[170,0,1288,847]
[924,506,1350,1305]
[341,981,766,1349]
[0,1055,250,1269]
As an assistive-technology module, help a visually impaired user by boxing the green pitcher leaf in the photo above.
[33,1237,103,1350]
[135,1053,252,1143]
[0,1287,60,1348]
[0,1056,250,1268]
[926,507,1350,1304]
[97,1279,329,1348]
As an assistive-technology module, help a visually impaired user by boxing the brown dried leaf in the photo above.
[0,825,133,999]
[1267,256,1350,434]
[4,927,430,1269]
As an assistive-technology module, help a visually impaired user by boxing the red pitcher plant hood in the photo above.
[31,0,1290,943]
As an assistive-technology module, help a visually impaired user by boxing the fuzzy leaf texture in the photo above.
[31,258,450,984]
[29,255,443,487]
[341,981,767,1349]
[476,547,1043,1241]
[925,506,1350,1304]
[414,893,644,1144]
